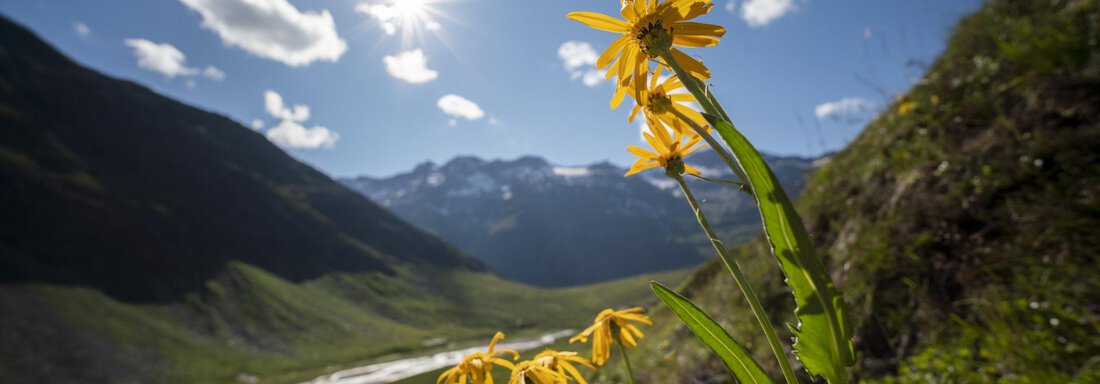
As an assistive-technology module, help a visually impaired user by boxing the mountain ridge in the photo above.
[341,151,817,286]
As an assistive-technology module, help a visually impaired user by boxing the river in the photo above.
[304,330,575,384]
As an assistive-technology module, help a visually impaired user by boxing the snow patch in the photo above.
[552,166,591,177]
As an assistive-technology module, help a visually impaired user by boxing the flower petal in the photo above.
[566,12,630,33]
[597,35,630,69]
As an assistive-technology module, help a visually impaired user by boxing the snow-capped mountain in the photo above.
[341,151,817,286]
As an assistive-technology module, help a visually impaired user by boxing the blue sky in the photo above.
[0,0,982,177]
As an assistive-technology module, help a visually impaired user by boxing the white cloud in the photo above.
[250,118,265,130]
[259,90,338,149]
[180,0,347,67]
[725,0,736,12]
[265,120,339,149]
[383,49,438,84]
[202,65,226,81]
[558,41,605,87]
[559,41,597,71]
[355,1,441,36]
[73,22,91,37]
[185,79,196,89]
[741,0,797,27]
[437,94,485,121]
[264,90,310,122]
[124,38,199,78]
[815,97,877,120]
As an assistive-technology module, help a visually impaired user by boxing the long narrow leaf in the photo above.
[703,115,855,383]
[651,281,773,384]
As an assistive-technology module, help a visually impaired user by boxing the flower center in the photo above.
[647,91,673,114]
[634,16,672,57]
[664,156,686,177]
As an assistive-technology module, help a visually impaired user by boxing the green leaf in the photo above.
[702,115,856,383]
[651,281,773,384]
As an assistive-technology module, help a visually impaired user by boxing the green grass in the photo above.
[13,264,689,383]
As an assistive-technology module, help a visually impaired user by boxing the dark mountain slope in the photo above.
[593,0,1100,382]
[341,152,815,286]
[0,15,482,302]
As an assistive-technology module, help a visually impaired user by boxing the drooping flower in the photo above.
[615,66,707,130]
[567,0,725,101]
[569,307,654,365]
[625,119,708,177]
[507,360,568,384]
[534,349,594,384]
[438,332,519,384]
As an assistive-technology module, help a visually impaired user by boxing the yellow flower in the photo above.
[625,120,708,177]
[507,360,568,384]
[569,308,654,365]
[897,101,917,116]
[568,0,725,99]
[534,350,595,384]
[438,332,519,384]
[615,66,707,130]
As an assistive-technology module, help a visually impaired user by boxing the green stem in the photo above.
[617,338,637,384]
[659,51,721,118]
[669,107,750,187]
[687,173,752,195]
[673,174,799,384]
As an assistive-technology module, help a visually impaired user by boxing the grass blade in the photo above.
[651,281,773,384]
[703,115,855,383]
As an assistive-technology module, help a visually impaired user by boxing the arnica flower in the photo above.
[534,349,594,384]
[507,360,567,384]
[615,66,707,130]
[625,120,708,177]
[567,0,725,99]
[569,307,654,366]
[438,332,519,384]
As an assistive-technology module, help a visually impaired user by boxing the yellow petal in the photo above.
[611,86,629,110]
[684,164,702,175]
[620,0,637,21]
[669,48,711,79]
[673,34,721,47]
[625,161,658,177]
[597,35,630,69]
[672,103,708,127]
[626,145,658,159]
[663,1,713,22]
[670,21,726,37]
[566,12,630,33]
[628,104,642,122]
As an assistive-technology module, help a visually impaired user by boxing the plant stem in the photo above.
[659,51,721,117]
[669,107,750,187]
[617,339,637,384]
[673,174,800,384]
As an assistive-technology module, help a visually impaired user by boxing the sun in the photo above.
[356,0,446,45]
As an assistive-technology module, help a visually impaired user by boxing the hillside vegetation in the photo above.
[600,0,1100,382]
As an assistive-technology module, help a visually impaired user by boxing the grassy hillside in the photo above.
[593,0,1100,382]
[1,263,689,383]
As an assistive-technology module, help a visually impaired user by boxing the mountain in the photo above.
[0,15,485,303]
[0,15,684,383]
[595,0,1100,382]
[341,151,816,286]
